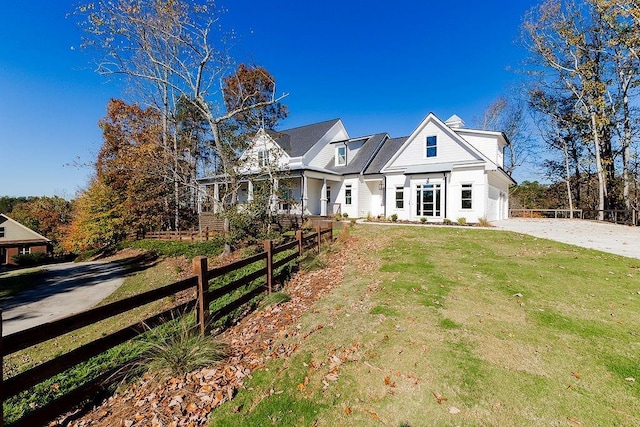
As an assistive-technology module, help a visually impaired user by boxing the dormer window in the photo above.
[336,145,347,166]
[426,136,437,158]
[258,150,269,167]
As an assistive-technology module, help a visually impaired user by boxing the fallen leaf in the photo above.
[326,373,339,381]
[432,392,448,404]
[344,406,352,415]
[567,416,582,425]
[384,376,391,385]
[571,371,581,379]
[297,383,305,391]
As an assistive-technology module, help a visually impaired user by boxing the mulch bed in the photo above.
[58,235,357,427]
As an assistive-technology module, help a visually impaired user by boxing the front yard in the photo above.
[210,224,640,426]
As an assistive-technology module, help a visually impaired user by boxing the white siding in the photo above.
[385,173,410,220]
[337,176,359,218]
[455,133,500,168]
[388,121,479,170]
[308,122,350,168]
[306,178,322,215]
[448,167,487,223]
[358,176,372,218]
[238,131,288,174]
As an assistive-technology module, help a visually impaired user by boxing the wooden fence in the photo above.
[143,228,218,242]
[0,224,334,427]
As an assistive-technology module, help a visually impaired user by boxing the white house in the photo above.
[198,112,515,224]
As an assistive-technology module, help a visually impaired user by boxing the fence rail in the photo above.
[143,228,218,242]
[0,224,334,427]
[509,209,584,219]
[509,208,639,226]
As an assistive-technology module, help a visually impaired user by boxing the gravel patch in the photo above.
[492,218,640,260]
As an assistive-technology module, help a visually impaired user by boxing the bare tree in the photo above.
[523,0,616,219]
[74,0,287,250]
[478,95,534,176]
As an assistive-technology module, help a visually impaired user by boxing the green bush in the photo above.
[391,214,398,222]
[443,218,453,225]
[420,217,427,223]
[342,212,349,219]
[457,217,467,225]
[11,252,48,266]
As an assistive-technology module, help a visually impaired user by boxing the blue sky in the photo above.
[0,0,540,198]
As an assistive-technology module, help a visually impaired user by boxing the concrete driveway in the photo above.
[492,218,640,260]
[1,261,127,336]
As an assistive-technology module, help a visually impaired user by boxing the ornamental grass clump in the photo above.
[139,314,227,380]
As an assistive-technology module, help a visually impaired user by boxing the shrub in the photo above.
[333,213,342,221]
[342,212,349,219]
[457,217,467,225]
[11,252,48,266]
[391,214,398,222]
[477,217,492,227]
[420,217,428,224]
[443,218,453,225]
[349,218,356,227]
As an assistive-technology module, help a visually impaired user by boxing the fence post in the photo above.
[193,256,209,337]
[316,225,321,253]
[296,230,303,256]
[264,239,273,294]
[1,309,4,427]
[328,221,334,241]
[206,227,210,241]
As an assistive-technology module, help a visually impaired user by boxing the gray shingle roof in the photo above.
[266,118,341,158]
[325,133,388,174]
[364,136,408,174]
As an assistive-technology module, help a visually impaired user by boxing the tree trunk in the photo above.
[562,139,574,218]
[590,110,607,220]
[622,90,632,210]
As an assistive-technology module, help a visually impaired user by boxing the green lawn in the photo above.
[210,224,640,426]
[0,267,44,301]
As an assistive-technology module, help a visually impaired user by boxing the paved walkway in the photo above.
[1,261,127,335]
[492,218,640,260]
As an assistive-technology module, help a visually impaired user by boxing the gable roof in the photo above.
[324,133,388,174]
[0,214,50,243]
[364,136,408,174]
[266,118,341,157]
[382,112,496,172]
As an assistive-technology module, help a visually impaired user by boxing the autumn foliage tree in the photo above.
[65,99,172,251]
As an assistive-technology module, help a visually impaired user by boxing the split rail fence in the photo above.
[0,224,334,427]
[142,228,218,242]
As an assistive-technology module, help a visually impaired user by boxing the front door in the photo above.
[416,184,441,218]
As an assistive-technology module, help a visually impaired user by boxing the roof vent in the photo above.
[445,114,465,129]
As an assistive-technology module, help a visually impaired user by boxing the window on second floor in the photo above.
[258,150,270,167]
[337,145,347,166]
[0,227,4,238]
[426,135,437,158]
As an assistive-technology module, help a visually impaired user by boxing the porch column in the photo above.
[320,178,327,216]
[213,183,220,213]
[302,174,309,215]
[248,180,254,202]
